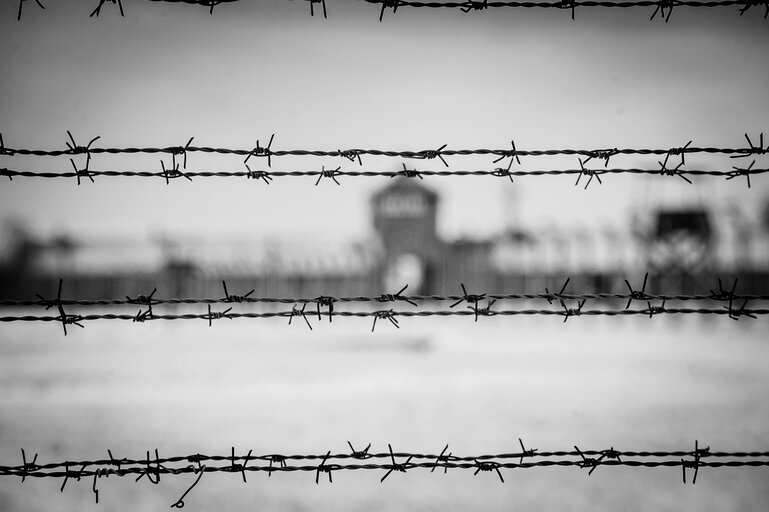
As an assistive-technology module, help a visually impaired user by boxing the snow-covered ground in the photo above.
[1,313,767,511]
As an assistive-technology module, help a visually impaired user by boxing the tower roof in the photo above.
[371,176,439,203]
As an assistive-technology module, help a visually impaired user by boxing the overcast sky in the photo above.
[1,0,768,243]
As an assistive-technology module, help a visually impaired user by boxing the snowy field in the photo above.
[0,313,768,511]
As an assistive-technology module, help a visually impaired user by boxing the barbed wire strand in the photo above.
[3,443,768,505]
[14,0,769,21]
[4,277,767,309]
[2,307,767,333]
[3,134,768,163]
[1,165,767,187]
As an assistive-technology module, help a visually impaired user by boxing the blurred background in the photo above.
[1,0,768,510]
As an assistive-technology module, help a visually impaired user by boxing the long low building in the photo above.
[2,178,768,301]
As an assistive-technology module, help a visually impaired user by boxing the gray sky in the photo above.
[1,0,768,242]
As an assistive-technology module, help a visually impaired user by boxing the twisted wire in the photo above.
[2,307,767,323]
[2,291,768,308]
[14,0,769,21]
[2,142,766,160]
[3,444,767,506]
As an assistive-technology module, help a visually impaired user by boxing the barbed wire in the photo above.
[3,442,768,505]
[3,278,768,309]
[13,0,769,21]
[17,0,240,21]
[2,277,765,334]
[3,133,768,164]
[2,164,767,187]
[2,306,766,335]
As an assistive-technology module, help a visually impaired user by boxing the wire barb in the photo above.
[378,0,400,22]
[474,459,504,482]
[70,158,94,186]
[380,444,412,483]
[575,158,602,189]
[244,134,275,167]
[731,132,767,157]
[574,445,600,474]
[315,451,334,484]
[378,284,418,307]
[558,0,576,19]
[347,442,372,460]
[449,283,486,309]
[161,159,192,184]
[518,438,537,464]
[710,278,738,312]
[414,144,448,167]
[492,139,522,172]
[288,303,312,330]
[244,164,272,184]
[307,0,327,18]
[658,153,692,184]
[559,299,586,322]
[725,299,757,321]
[90,0,124,17]
[338,149,363,165]
[17,0,45,21]
[468,299,496,321]
[398,163,423,180]
[682,440,709,485]
[727,160,755,188]
[667,139,692,164]
[431,444,453,474]
[221,281,254,303]
[646,299,666,318]
[0,133,15,156]
[461,0,488,13]
[204,304,232,327]
[650,0,681,22]
[371,309,399,332]
[545,277,571,305]
[314,295,336,322]
[315,165,341,185]
[739,0,769,17]
[226,447,251,483]
[65,131,100,165]
[624,272,650,309]
[268,455,287,477]
[584,148,619,167]
[171,137,195,170]
[35,278,83,335]
[135,449,162,485]
[20,449,38,484]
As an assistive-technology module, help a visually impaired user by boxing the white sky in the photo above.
[1,0,768,243]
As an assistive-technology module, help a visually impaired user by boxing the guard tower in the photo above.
[371,177,444,294]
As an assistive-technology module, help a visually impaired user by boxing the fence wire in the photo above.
[1,165,766,188]
[3,443,768,505]
[3,133,767,164]
[13,0,769,21]
[3,306,767,333]
[2,278,765,334]
[3,277,768,308]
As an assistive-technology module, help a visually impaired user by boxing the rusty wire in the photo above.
[2,443,767,506]
[13,0,769,21]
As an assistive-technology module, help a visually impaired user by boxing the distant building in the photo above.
[3,182,768,300]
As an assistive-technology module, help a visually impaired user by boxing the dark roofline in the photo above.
[371,176,439,202]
